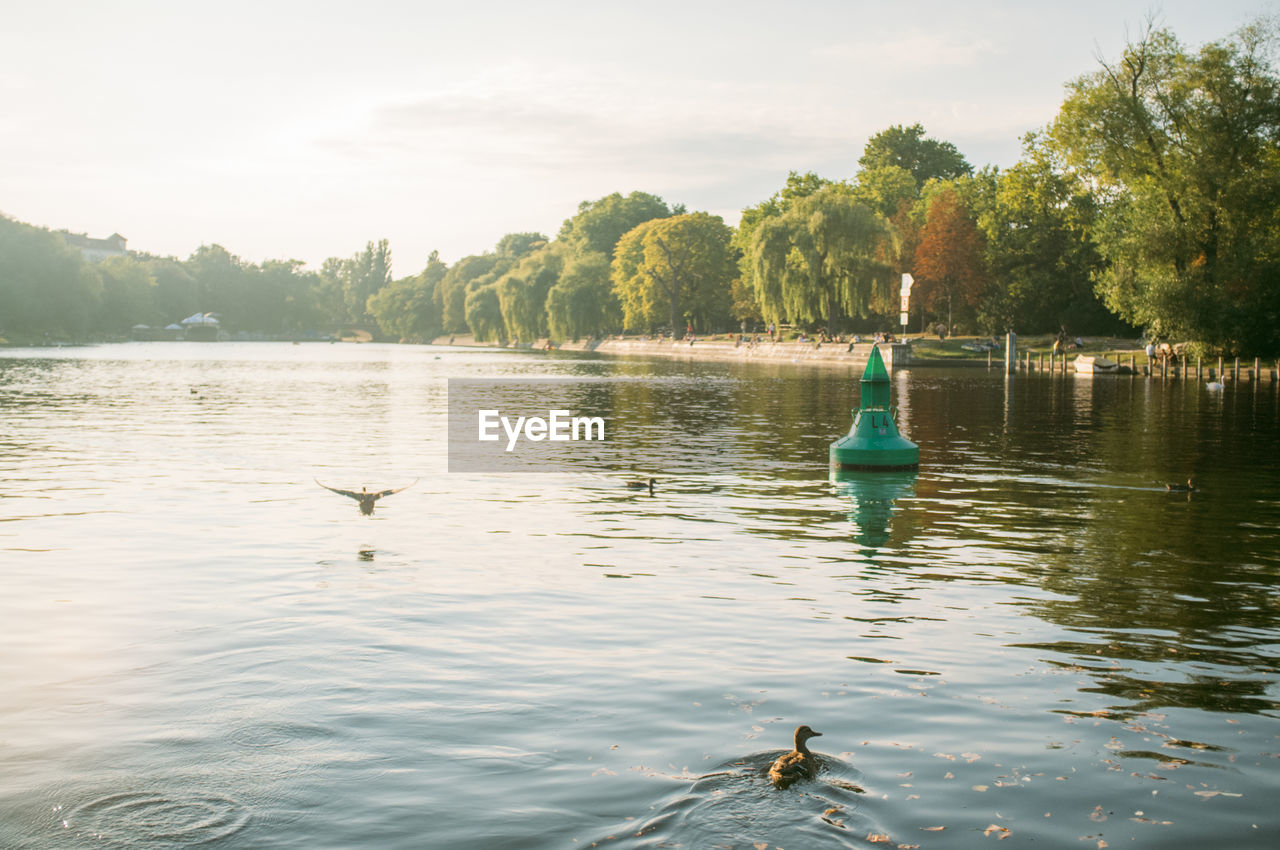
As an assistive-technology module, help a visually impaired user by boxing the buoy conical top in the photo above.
[860,345,891,409]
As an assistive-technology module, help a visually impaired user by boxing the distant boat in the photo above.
[1074,354,1119,374]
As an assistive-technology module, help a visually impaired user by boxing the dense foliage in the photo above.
[3,19,1276,353]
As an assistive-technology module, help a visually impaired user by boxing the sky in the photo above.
[1,0,1274,275]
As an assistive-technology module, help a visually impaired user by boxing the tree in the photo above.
[0,216,97,339]
[858,123,972,189]
[497,244,562,342]
[558,191,674,259]
[98,256,160,332]
[495,232,548,259]
[612,212,734,335]
[144,258,200,325]
[546,251,618,340]
[343,239,392,322]
[912,186,987,332]
[967,140,1118,334]
[1049,21,1280,354]
[436,254,500,333]
[185,244,247,325]
[850,164,919,219]
[464,282,505,343]
[743,185,896,330]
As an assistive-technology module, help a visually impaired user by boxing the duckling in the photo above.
[768,725,823,789]
[1165,478,1196,492]
[316,479,417,515]
[626,477,656,495]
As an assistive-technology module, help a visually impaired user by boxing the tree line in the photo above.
[2,20,1277,355]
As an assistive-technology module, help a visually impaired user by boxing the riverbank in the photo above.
[428,333,1150,370]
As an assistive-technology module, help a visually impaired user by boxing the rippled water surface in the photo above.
[1,342,1278,849]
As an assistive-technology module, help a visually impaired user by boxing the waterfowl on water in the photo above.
[768,725,823,789]
[626,477,656,494]
[1206,380,1224,391]
[1165,478,1196,492]
[316,479,417,515]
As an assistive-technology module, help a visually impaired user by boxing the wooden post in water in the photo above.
[1218,356,1224,380]
[1255,357,1261,382]
[1234,357,1240,381]
[1005,332,1016,374]
[1196,356,1202,380]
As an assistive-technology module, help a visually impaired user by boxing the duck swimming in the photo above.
[768,725,823,789]
[316,480,417,515]
[1165,478,1196,492]
[626,477,656,494]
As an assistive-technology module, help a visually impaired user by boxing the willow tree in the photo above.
[1049,21,1280,354]
[464,282,505,344]
[497,244,563,342]
[546,251,618,341]
[611,212,733,336]
[744,184,896,330]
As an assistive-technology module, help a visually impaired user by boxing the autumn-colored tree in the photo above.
[912,187,987,332]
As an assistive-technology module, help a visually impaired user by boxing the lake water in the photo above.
[1,342,1277,849]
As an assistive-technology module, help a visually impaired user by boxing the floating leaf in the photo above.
[972,785,989,792]
[920,826,946,831]
[983,824,1010,839]
[962,752,981,762]
[1090,806,1107,822]
[867,833,893,843]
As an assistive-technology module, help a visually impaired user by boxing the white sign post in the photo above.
[899,273,913,332]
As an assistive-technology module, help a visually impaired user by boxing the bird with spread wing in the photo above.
[316,479,417,515]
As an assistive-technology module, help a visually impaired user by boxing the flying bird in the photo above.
[316,479,417,515]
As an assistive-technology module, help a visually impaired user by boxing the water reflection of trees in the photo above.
[909,372,1280,717]
[550,358,1280,718]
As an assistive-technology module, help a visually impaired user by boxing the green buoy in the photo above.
[829,346,919,471]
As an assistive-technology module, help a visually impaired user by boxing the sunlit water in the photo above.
[1,342,1277,849]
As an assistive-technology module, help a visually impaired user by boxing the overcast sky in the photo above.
[1,0,1272,274]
